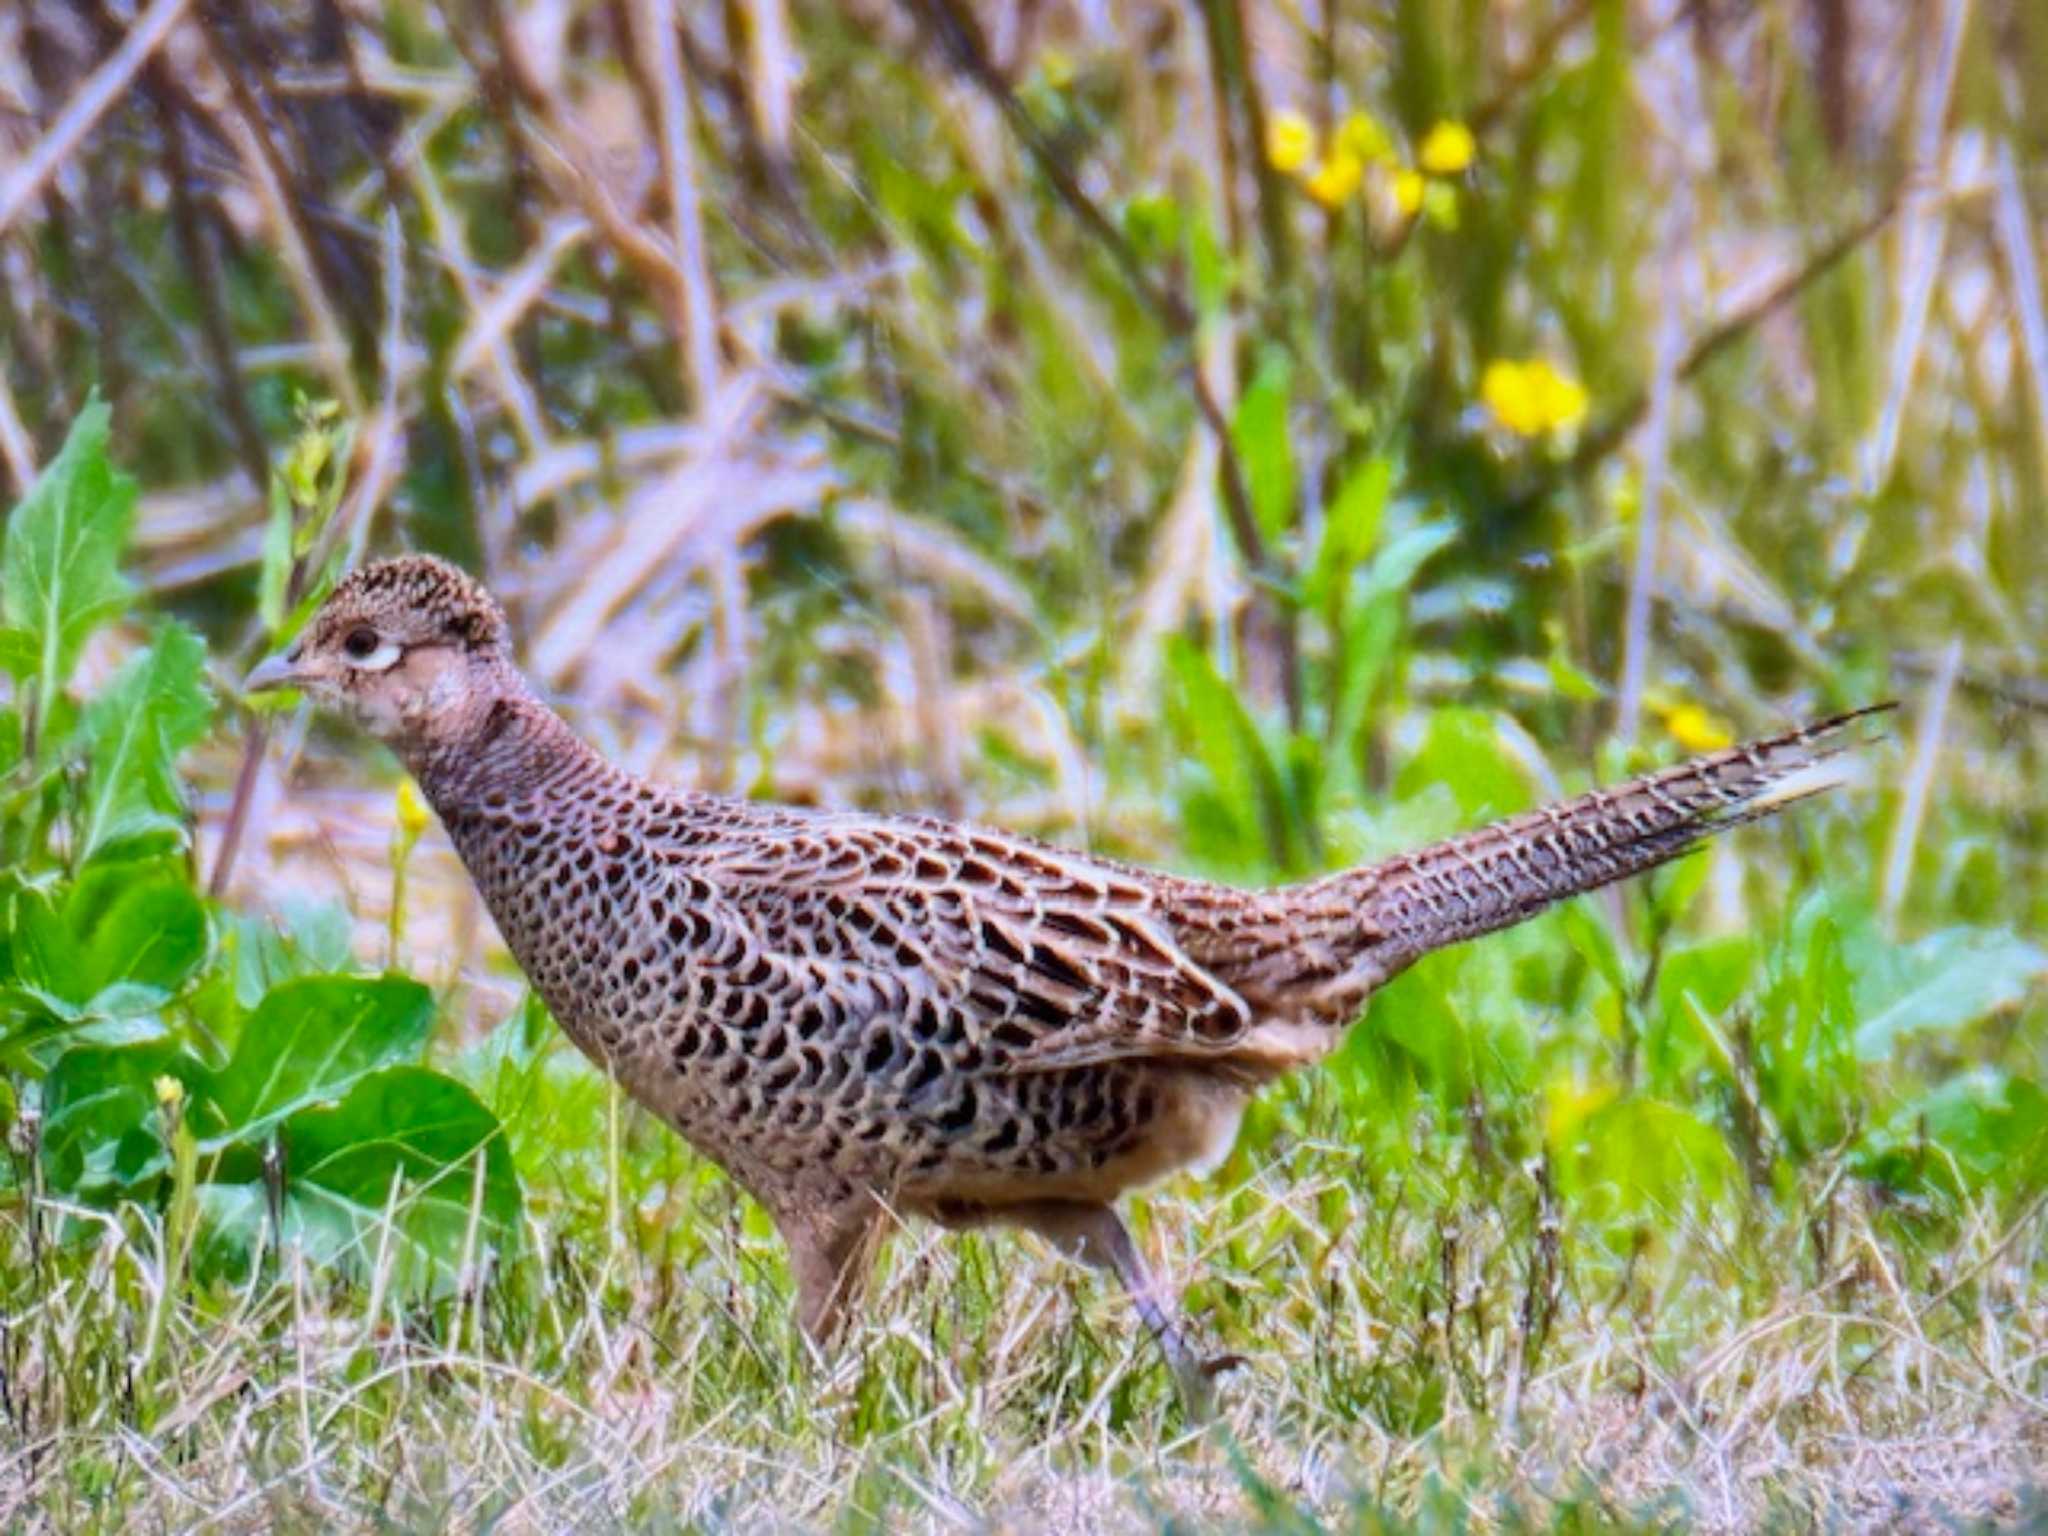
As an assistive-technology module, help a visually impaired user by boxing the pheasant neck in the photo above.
[404,673,620,818]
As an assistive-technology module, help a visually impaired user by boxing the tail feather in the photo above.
[1326,705,1892,986]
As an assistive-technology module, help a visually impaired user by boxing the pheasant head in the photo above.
[245,555,517,753]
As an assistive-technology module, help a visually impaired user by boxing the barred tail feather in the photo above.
[1352,705,1893,977]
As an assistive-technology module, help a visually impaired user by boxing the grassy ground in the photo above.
[6,1068,2044,1531]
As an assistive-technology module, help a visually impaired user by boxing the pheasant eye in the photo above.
[343,627,381,660]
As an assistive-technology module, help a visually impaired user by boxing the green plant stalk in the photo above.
[138,1094,198,1398]
[388,811,422,968]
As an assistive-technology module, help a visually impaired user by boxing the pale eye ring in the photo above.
[339,626,401,671]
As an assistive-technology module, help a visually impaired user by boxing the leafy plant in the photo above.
[0,409,520,1297]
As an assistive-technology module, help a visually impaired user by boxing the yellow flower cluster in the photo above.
[1267,108,1387,207]
[1266,108,1474,221]
[1480,357,1589,436]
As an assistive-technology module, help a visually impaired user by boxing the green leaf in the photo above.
[1307,456,1392,613]
[1356,520,1457,605]
[73,622,213,864]
[209,975,437,1145]
[40,1040,211,1196]
[1856,1069,2048,1196]
[3,865,205,1020]
[1649,933,1756,1092]
[278,1066,521,1294]
[1358,957,1470,1099]
[0,706,19,777]
[1395,709,1536,823]
[1853,928,2048,1061]
[79,871,209,999]
[1167,636,1301,875]
[1231,350,1296,543]
[0,629,34,683]
[221,900,355,1009]
[1,401,136,741]
[1549,1093,1739,1224]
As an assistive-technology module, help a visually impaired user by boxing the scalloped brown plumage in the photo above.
[249,554,1887,1414]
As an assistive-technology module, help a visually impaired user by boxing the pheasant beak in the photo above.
[243,646,307,695]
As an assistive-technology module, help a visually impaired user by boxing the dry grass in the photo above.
[5,1123,2044,1532]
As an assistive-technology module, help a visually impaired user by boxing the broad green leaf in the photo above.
[1231,350,1296,543]
[1,867,204,1065]
[1853,928,2048,1061]
[1548,1092,1738,1224]
[1167,636,1300,875]
[1395,709,1535,823]
[0,706,19,776]
[1,401,136,739]
[74,622,213,864]
[0,629,33,683]
[1655,933,1755,1033]
[79,873,209,999]
[1855,1069,2048,1196]
[277,1066,521,1294]
[1765,899,1860,1153]
[210,975,436,1145]
[1649,933,1756,1092]
[1357,958,1470,1099]
[1559,901,1627,997]
[221,900,356,1009]
[40,1039,212,1196]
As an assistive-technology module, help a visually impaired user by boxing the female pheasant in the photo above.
[247,554,1882,1412]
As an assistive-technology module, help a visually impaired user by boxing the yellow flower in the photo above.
[1266,109,1315,174]
[396,778,430,839]
[1662,703,1733,754]
[1338,110,1393,164]
[1038,47,1075,90]
[1482,358,1589,436]
[1392,167,1426,218]
[154,1075,185,1109]
[1304,149,1364,207]
[1419,120,1476,175]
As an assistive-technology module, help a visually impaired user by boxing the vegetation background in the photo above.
[1,0,2044,1529]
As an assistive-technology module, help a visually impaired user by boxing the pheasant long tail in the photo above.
[1310,706,1893,990]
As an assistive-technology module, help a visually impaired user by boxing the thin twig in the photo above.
[1616,185,1691,743]
[0,0,195,237]
[187,24,362,412]
[0,366,34,498]
[900,0,1301,726]
[1881,636,1961,925]
[1863,0,1968,493]
[630,0,722,409]
[141,57,271,493]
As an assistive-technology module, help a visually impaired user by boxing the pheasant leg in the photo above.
[1016,1200,1230,1420]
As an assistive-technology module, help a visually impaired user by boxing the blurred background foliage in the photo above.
[2,0,2046,1526]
